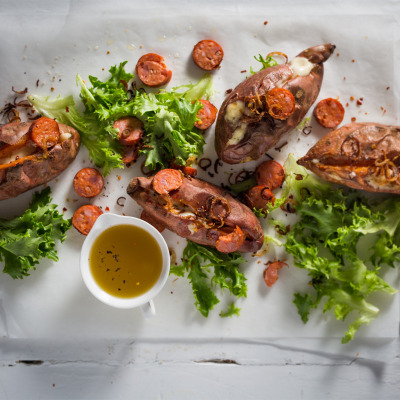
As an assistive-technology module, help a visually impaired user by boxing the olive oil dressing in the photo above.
[89,224,163,298]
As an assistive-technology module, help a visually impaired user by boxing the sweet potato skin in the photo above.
[297,122,400,194]
[215,44,335,164]
[0,122,80,200]
[127,174,264,253]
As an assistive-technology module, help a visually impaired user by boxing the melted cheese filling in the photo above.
[290,57,314,77]
[225,100,246,124]
[226,123,247,146]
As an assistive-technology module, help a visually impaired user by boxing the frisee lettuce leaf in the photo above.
[29,63,213,174]
[133,74,213,171]
[281,154,399,343]
[28,61,134,175]
[0,187,71,279]
[170,241,247,317]
[250,54,278,74]
[220,302,241,318]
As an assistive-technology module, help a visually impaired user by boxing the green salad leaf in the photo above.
[28,62,133,175]
[280,155,399,343]
[133,74,213,171]
[0,187,71,279]
[170,241,247,317]
[250,54,278,74]
[29,64,213,174]
[220,302,241,318]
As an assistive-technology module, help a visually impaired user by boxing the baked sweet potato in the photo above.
[0,119,80,200]
[215,44,335,164]
[297,122,400,194]
[127,169,264,253]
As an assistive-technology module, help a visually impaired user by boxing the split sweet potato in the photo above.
[215,44,335,164]
[297,122,400,194]
[0,119,80,200]
[127,169,264,253]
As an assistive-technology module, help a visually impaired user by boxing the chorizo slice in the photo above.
[255,160,285,189]
[73,168,104,198]
[136,53,166,64]
[263,261,287,287]
[113,116,144,145]
[121,145,139,164]
[193,40,224,71]
[152,168,183,195]
[245,185,275,211]
[169,162,198,177]
[216,225,244,253]
[140,210,165,233]
[136,53,172,87]
[72,204,103,235]
[314,98,345,128]
[194,99,218,130]
[30,117,60,150]
[266,88,296,120]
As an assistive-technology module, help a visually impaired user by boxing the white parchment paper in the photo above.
[0,4,398,351]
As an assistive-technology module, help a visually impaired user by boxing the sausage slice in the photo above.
[30,117,60,150]
[73,168,104,198]
[192,40,224,71]
[266,88,296,120]
[314,98,345,128]
[113,116,144,146]
[245,185,275,211]
[72,205,103,235]
[255,160,285,189]
[152,168,183,195]
[216,226,244,253]
[194,99,218,130]
[136,53,172,87]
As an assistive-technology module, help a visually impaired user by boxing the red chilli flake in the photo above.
[105,206,110,211]
[264,21,268,25]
